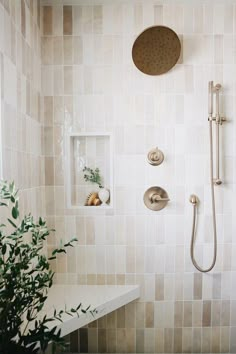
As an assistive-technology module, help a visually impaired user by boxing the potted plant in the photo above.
[0,181,89,354]
[83,166,110,205]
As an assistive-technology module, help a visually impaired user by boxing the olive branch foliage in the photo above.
[82,166,103,188]
[0,181,91,354]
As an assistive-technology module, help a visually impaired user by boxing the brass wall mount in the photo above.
[147,147,164,166]
[132,25,181,76]
[144,186,169,211]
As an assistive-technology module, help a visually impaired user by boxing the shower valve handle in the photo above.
[147,147,164,166]
[151,194,169,203]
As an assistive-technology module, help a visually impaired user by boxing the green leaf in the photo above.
[48,256,56,260]
[12,206,19,219]
[8,218,17,228]
[2,243,7,255]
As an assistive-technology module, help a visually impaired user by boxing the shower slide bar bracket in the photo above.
[208,116,226,124]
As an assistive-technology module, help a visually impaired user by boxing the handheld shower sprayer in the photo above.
[189,81,226,273]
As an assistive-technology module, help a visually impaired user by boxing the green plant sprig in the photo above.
[82,166,103,188]
[0,180,95,354]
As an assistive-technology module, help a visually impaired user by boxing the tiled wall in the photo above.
[37,0,236,352]
[0,0,44,217]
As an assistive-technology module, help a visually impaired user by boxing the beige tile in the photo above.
[135,302,144,328]
[126,246,135,273]
[214,34,223,64]
[72,5,82,34]
[194,6,203,33]
[183,301,192,327]
[64,36,73,64]
[64,65,73,94]
[155,328,164,353]
[63,5,72,35]
[174,301,183,327]
[53,96,64,124]
[174,328,182,353]
[136,328,144,353]
[193,273,202,299]
[117,306,125,328]
[87,274,96,285]
[87,328,98,352]
[202,300,211,326]
[221,326,230,353]
[192,327,201,353]
[212,273,221,299]
[52,6,63,35]
[97,274,106,285]
[42,37,53,65]
[212,300,221,326]
[45,186,55,216]
[155,274,164,300]
[53,36,63,65]
[45,157,54,186]
[43,6,52,35]
[116,328,126,353]
[73,36,83,64]
[125,302,135,328]
[212,326,220,353]
[154,5,163,24]
[126,328,135,352]
[82,6,93,33]
[193,300,202,326]
[221,300,230,325]
[97,315,106,329]
[145,302,154,328]
[106,311,116,329]
[98,328,107,352]
[106,274,116,285]
[116,274,125,285]
[57,251,67,273]
[202,327,211,353]
[177,35,183,64]
[107,329,116,352]
[21,0,25,37]
[144,328,155,353]
[53,125,64,156]
[85,217,95,244]
[93,5,103,34]
[44,96,53,126]
[54,156,64,186]
[182,327,192,353]
[164,328,173,353]
[53,66,63,95]
[44,126,54,156]
[70,330,79,352]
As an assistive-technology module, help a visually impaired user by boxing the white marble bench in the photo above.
[40,285,140,337]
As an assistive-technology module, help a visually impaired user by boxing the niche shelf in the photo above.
[66,132,113,209]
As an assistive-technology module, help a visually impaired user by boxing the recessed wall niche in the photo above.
[66,133,113,209]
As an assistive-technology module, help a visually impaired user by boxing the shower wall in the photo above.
[41,0,236,352]
[0,0,44,217]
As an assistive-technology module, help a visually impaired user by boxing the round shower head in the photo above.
[132,25,181,75]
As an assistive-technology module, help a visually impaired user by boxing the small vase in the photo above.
[98,188,110,205]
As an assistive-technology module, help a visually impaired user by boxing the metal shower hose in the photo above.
[190,120,217,273]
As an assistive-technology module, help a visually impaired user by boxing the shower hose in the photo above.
[190,120,217,273]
